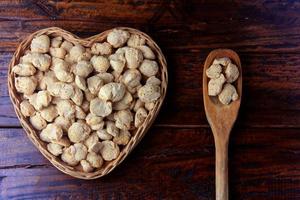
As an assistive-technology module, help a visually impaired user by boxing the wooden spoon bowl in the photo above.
[203,49,242,200]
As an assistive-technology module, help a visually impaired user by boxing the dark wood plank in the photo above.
[1,1,300,26]
[157,52,300,128]
[2,21,300,54]
[1,127,300,199]
[1,1,300,198]
[1,52,300,127]
[1,0,300,54]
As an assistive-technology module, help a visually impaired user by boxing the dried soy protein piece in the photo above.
[90,98,112,117]
[20,100,36,117]
[208,74,226,96]
[12,63,36,76]
[98,83,126,102]
[47,143,63,156]
[87,152,103,168]
[15,76,37,95]
[206,64,222,79]
[100,141,120,161]
[134,107,148,127]
[225,63,239,83]
[114,109,133,130]
[107,29,130,48]
[213,57,231,66]
[138,84,161,103]
[218,83,239,105]
[31,35,50,53]
[91,42,112,55]
[80,160,94,172]
[139,59,159,77]
[125,47,143,69]
[68,122,91,143]
[113,130,131,145]
[91,55,110,73]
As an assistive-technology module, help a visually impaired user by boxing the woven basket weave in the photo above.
[8,27,168,179]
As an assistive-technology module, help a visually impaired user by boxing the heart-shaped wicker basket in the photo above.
[8,27,168,179]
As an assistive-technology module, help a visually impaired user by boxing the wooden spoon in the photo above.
[203,49,242,200]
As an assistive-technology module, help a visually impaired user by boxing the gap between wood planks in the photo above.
[0,164,50,170]
[1,126,300,171]
[1,124,300,129]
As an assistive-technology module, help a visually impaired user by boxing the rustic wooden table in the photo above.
[1,1,300,199]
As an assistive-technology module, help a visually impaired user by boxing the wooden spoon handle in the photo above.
[215,139,229,200]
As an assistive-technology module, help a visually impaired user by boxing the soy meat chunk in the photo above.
[218,83,239,105]
[113,130,131,145]
[107,29,130,48]
[146,76,161,86]
[54,116,72,132]
[50,47,66,59]
[15,76,37,95]
[12,63,36,76]
[31,35,50,53]
[114,110,133,130]
[106,121,119,137]
[90,98,112,117]
[134,107,148,127]
[97,73,114,84]
[84,132,102,153]
[56,99,76,119]
[138,84,161,103]
[91,55,110,73]
[139,59,159,77]
[113,92,133,111]
[138,45,155,59]
[127,34,145,47]
[47,143,63,156]
[73,60,93,78]
[61,145,78,166]
[91,42,112,55]
[40,124,63,142]
[30,112,47,130]
[80,160,94,172]
[31,53,51,71]
[75,75,87,91]
[51,36,63,48]
[68,122,91,143]
[213,57,231,66]
[87,75,104,95]
[109,53,126,75]
[208,74,226,96]
[69,44,85,62]
[20,100,36,117]
[40,105,58,122]
[100,141,120,161]
[225,63,239,83]
[125,47,143,69]
[98,83,125,102]
[97,129,112,140]
[61,144,87,166]
[122,69,141,88]
[206,64,222,79]
[86,152,103,168]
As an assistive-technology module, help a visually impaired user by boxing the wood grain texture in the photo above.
[1,128,300,199]
[0,52,300,127]
[0,0,300,199]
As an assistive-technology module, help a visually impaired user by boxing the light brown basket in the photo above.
[7,27,168,179]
